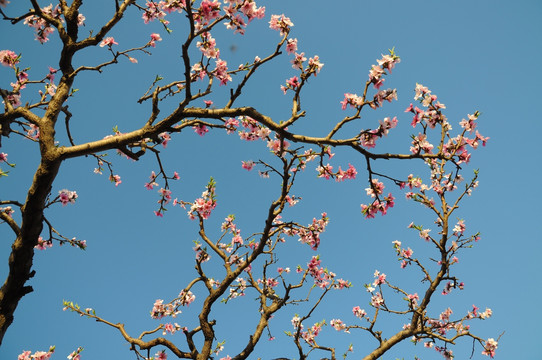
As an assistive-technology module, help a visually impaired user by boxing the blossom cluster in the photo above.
[482,338,498,358]
[360,197,395,218]
[268,14,293,36]
[144,170,179,216]
[0,49,19,68]
[35,236,52,250]
[306,256,335,289]
[290,316,325,346]
[267,134,290,155]
[18,346,56,360]
[359,116,398,149]
[141,0,264,33]
[186,178,217,220]
[278,212,330,251]
[58,189,78,206]
[193,241,211,263]
[330,319,348,332]
[35,235,87,250]
[278,23,324,95]
[150,290,194,320]
[296,213,328,250]
[140,1,267,87]
[405,85,488,161]
[369,51,401,89]
[391,240,414,269]
[23,4,85,43]
[227,277,247,300]
[0,50,26,106]
[340,51,400,110]
[316,163,357,182]
[221,215,243,246]
[238,116,271,141]
[0,205,14,217]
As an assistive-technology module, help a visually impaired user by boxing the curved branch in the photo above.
[0,213,20,237]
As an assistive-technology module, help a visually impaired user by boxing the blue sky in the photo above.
[1,1,541,359]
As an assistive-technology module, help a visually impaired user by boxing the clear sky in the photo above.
[1,1,541,359]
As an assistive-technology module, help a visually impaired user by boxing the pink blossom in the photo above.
[193,124,209,136]
[267,138,289,154]
[414,83,430,100]
[213,59,231,85]
[76,13,86,26]
[155,350,167,360]
[365,179,384,198]
[407,293,419,307]
[377,53,400,73]
[0,50,19,68]
[0,206,14,218]
[410,133,434,154]
[291,52,306,70]
[340,164,357,180]
[145,171,159,189]
[142,1,166,23]
[197,32,219,58]
[99,37,118,47]
[46,83,57,96]
[369,65,385,89]
[26,123,40,139]
[480,308,493,319]
[266,277,278,287]
[360,131,378,148]
[110,174,122,186]
[199,0,221,22]
[402,247,413,258]
[159,132,171,147]
[224,118,239,134]
[352,306,366,319]
[241,160,254,171]
[163,322,179,335]
[269,14,293,36]
[149,33,162,47]
[340,93,363,109]
[35,236,52,250]
[330,319,347,331]
[453,219,466,235]
[285,195,299,206]
[439,307,453,321]
[161,0,186,14]
[419,228,431,241]
[307,56,324,75]
[316,164,333,179]
[179,290,196,306]
[191,62,206,80]
[18,347,55,360]
[373,272,386,286]
[59,189,78,206]
[482,338,498,358]
[285,76,300,88]
[24,4,60,43]
[371,292,384,307]
[159,188,172,204]
[441,281,454,295]
[286,38,297,54]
